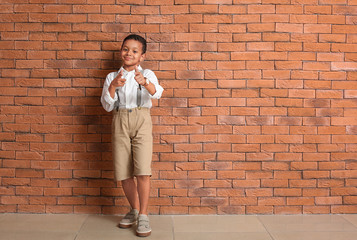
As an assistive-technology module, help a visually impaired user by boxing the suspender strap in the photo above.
[137,85,142,107]
[114,88,120,110]
[114,85,142,110]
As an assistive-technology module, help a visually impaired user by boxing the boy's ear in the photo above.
[140,53,146,62]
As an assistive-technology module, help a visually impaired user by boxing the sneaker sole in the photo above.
[118,222,135,228]
[136,230,151,237]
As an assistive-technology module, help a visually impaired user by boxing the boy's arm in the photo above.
[142,78,156,96]
[101,73,118,112]
[101,70,126,112]
[141,69,164,99]
[135,66,156,96]
[109,69,125,98]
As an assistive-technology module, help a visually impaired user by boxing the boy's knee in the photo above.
[121,177,134,184]
[136,175,150,181]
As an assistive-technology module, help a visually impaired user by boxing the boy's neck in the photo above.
[123,65,138,72]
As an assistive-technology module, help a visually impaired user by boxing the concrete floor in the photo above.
[0,214,356,240]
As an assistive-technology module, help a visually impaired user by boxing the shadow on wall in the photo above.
[70,49,126,214]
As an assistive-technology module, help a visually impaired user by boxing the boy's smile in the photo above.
[121,39,145,71]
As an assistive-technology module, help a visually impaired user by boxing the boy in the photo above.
[100,34,164,237]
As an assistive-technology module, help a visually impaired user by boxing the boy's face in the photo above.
[120,39,145,71]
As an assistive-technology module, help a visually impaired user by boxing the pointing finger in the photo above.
[118,69,123,77]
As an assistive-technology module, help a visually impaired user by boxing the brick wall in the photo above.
[1,0,357,214]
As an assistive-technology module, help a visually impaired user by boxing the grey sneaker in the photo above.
[118,209,139,228]
[136,214,151,237]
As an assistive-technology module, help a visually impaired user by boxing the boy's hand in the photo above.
[134,66,146,86]
[110,69,126,88]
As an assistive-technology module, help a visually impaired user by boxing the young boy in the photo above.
[100,34,163,237]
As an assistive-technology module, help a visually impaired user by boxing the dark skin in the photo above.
[108,39,156,99]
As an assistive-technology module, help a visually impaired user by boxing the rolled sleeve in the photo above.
[150,83,163,99]
[100,72,117,112]
[104,89,117,104]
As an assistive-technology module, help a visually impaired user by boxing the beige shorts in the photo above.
[112,107,153,181]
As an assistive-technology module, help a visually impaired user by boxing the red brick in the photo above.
[292,30,318,42]
[189,206,216,215]
[160,5,188,14]
[247,206,273,214]
[248,5,275,14]
[204,15,232,24]
[331,205,357,214]
[276,5,303,14]
[276,23,303,33]
[189,43,217,53]
[187,169,216,179]
[259,197,285,206]
[190,23,218,33]
[333,5,357,14]
[1,196,29,205]
[188,134,215,144]
[190,4,218,14]
[304,24,331,34]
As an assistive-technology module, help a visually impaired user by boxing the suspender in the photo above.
[115,88,120,110]
[115,86,142,110]
[137,86,142,108]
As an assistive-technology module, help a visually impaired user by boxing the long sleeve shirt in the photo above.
[100,66,164,112]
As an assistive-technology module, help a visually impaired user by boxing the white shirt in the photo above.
[101,66,164,112]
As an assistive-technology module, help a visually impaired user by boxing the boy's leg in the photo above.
[130,109,152,236]
[121,177,140,210]
[131,109,152,215]
[136,175,150,215]
[118,178,140,228]
[136,175,152,237]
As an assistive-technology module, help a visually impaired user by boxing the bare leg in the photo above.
[121,177,140,210]
[136,175,150,215]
